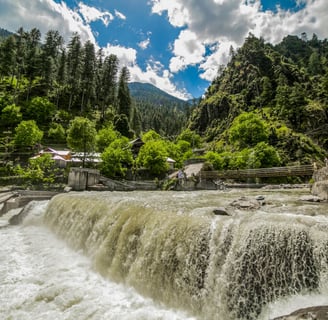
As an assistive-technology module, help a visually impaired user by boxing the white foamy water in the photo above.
[0,201,196,320]
[1,189,328,320]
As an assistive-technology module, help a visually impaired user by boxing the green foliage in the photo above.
[176,128,201,148]
[228,112,269,149]
[96,124,120,152]
[66,116,97,154]
[141,129,161,142]
[250,142,281,168]
[1,104,22,128]
[48,123,66,142]
[15,153,57,184]
[14,120,43,149]
[101,137,133,178]
[136,139,169,175]
[26,96,56,126]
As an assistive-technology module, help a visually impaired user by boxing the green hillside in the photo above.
[189,33,328,166]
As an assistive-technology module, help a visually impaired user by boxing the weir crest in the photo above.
[42,190,328,320]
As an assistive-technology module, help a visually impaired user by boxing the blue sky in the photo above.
[0,0,327,100]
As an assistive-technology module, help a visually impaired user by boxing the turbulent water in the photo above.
[1,189,328,320]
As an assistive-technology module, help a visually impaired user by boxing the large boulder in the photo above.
[311,167,328,200]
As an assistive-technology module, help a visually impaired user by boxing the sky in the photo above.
[0,0,327,100]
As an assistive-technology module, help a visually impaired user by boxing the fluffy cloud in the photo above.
[138,38,151,50]
[114,9,126,20]
[78,2,114,26]
[169,30,206,73]
[0,0,95,44]
[103,44,137,67]
[151,0,328,81]
[129,60,190,100]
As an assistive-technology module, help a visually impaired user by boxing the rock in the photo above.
[229,197,261,210]
[300,195,322,202]
[213,207,230,216]
[256,195,265,201]
[311,180,328,201]
[272,305,328,320]
[64,186,72,192]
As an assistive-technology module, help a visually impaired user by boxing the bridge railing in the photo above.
[199,165,314,180]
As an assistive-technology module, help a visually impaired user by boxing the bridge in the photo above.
[198,164,315,180]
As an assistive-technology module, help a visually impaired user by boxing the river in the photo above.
[1,188,328,320]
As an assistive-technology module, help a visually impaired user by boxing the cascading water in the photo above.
[2,189,328,319]
[42,189,328,320]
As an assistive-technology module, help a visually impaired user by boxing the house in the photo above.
[166,157,176,170]
[31,147,71,168]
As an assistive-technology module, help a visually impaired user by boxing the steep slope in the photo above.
[188,34,328,165]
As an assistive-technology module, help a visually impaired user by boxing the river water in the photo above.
[1,188,328,320]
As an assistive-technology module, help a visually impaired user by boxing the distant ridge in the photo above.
[128,82,188,106]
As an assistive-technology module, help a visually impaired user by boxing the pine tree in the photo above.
[66,33,82,110]
[117,66,131,118]
[80,40,96,112]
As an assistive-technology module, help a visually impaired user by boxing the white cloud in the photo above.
[151,0,328,82]
[0,0,95,44]
[78,2,114,27]
[138,38,151,50]
[115,9,126,20]
[169,30,205,73]
[129,60,191,100]
[103,44,137,67]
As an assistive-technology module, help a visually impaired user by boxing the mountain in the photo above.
[128,82,188,107]
[128,82,195,136]
[0,28,13,39]
[188,33,328,165]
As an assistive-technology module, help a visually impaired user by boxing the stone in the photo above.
[229,197,261,210]
[311,180,328,201]
[213,207,230,216]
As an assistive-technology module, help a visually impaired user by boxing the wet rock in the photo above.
[311,167,328,200]
[311,180,328,201]
[272,305,328,320]
[255,195,265,201]
[213,207,230,216]
[229,197,261,210]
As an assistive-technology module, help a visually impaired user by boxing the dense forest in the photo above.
[0,27,327,185]
[189,33,328,168]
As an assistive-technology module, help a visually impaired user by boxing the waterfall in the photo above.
[43,191,328,320]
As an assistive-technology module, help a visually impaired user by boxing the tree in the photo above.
[14,120,43,149]
[142,129,161,142]
[101,137,133,178]
[67,33,82,110]
[177,128,202,148]
[117,66,131,118]
[136,139,169,175]
[100,54,119,119]
[66,117,97,166]
[80,40,96,112]
[41,30,63,93]
[1,104,22,128]
[96,124,120,152]
[25,28,42,101]
[15,153,57,185]
[114,114,133,138]
[26,96,56,126]
[0,35,16,80]
[48,123,66,142]
[228,112,269,149]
